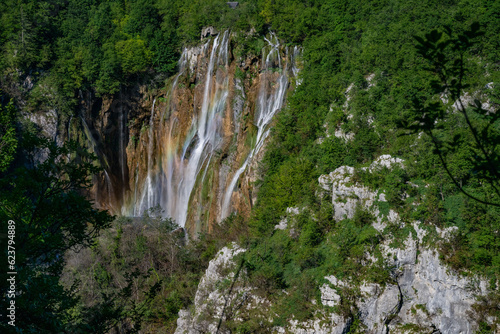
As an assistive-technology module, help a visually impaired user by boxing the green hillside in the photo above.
[1,0,499,332]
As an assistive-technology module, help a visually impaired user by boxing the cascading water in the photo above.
[292,46,302,85]
[123,31,231,227]
[166,31,230,227]
[103,170,114,205]
[130,49,190,216]
[118,90,127,202]
[80,115,114,207]
[220,34,299,220]
[136,98,156,215]
[106,31,301,231]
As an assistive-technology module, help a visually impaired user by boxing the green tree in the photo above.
[0,99,17,172]
[0,130,113,332]
[410,23,500,207]
[115,37,152,75]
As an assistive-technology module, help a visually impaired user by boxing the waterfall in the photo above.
[129,50,190,217]
[103,170,114,206]
[220,36,299,220]
[80,115,114,207]
[292,46,302,85]
[168,30,230,227]
[118,90,127,203]
[117,31,300,229]
[123,31,230,227]
[136,98,156,215]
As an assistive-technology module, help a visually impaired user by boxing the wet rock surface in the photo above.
[58,33,301,234]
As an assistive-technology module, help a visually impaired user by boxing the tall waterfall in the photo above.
[220,34,299,220]
[112,31,300,229]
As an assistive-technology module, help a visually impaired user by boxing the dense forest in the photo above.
[1,0,499,333]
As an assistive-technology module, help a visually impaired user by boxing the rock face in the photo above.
[23,108,59,143]
[175,245,263,334]
[175,156,493,333]
[22,108,62,163]
[201,26,219,40]
[345,230,489,333]
[226,2,239,9]
[319,155,403,229]
[317,156,490,333]
[75,32,300,234]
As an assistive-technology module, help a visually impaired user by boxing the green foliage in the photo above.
[115,37,152,74]
[63,214,190,332]
[62,211,248,332]
[242,2,500,326]
[0,0,182,106]
[409,23,500,207]
[243,202,388,326]
[252,157,314,234]
[0,98,17,172]
[0,0,499,329]
[0,128,113,332]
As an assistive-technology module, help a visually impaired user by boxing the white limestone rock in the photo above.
[185,46,205,73]
[320,277,342,307]
[334,127,355,141]
[366,73,376,89]
[390,246,489,333]
[357,283,401,334]
[24,108,59,142]
[177,157,495,334]
[316,158,493,333]
[369,154,404,171]
[320,160,400,229]
[284,316,350,334]
[22,109,62,163]
[275,207,300,230]
[201,26,219,40]
[174,244,246,334]
[176,236,492,334]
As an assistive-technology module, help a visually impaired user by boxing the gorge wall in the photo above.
[74,31,300,234]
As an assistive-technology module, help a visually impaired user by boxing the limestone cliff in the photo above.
[174,156,496,334]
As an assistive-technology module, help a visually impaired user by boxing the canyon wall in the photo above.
[77,31,300,234]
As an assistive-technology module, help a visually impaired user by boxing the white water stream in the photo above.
[125,32,230,226]
[119,32,300,228]
[220,34,299,220]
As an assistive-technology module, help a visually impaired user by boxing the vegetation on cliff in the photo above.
[1,0,499,332]
[246,1,500,328]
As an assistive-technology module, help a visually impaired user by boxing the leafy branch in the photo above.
[410,23,500,207]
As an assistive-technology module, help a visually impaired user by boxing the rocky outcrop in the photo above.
[226,2,239,9]
[23,108,59,143]
[201,26,219,40]
[175,244,267,334]
[320,225,490,333]
[176,240,490,333]
[175,156,494,333]
[317,156,491,333]
[319,155,403,230]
